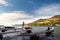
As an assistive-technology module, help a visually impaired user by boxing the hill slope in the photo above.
[28,15,60,26]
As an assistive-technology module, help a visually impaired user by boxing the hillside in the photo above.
[28,15,60,26]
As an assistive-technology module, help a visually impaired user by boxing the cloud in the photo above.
[0,11,47,26]
[0,4,60,26]
[23,16,52,25]
[35,4,60,16]
[0,11,51,26]
[26,4,60,24]
[0,11,33,26]
[24,4,60,24]
[0,0,11,6]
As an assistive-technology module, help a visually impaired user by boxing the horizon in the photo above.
[0,0,60,26]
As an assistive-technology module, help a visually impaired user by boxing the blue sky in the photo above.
[0,0,60,26]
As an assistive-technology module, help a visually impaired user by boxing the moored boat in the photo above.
[45,27,54,36]
[22,21,32,33]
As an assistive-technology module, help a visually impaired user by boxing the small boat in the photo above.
[22,21,32,33]
[45,27,54,36]
[1,27,15,32]
[25,27,32,33]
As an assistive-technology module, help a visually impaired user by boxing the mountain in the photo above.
[28,15,60,26]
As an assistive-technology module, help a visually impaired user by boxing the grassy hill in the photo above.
[28,15,60,26]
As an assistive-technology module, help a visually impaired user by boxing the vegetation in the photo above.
[28,15,60,26]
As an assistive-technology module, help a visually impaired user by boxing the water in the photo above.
[32,26,48,32]
[54,27,60,40]
[32,26,60,40]
[0,26,60,40]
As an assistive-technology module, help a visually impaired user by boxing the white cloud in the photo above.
[0,0,10,6]
[0,11,33,26]
[25,4,60,24]
[0,11,51,26]
[35,4,60,16]
[0,10,54,26]
[23,16,52,24]
[0,4,60,26]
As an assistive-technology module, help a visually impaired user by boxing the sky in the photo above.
[0,0,60,26]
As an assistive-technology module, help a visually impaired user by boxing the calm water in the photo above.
[32,26,60,40]
[1,26,60,40]
[54,27,60,40]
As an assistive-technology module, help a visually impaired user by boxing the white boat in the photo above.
[46,27,54,31]
[45,27,54,36]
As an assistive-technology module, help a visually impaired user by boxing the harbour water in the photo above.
[54,27,60,40]
[0,26,60,40]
